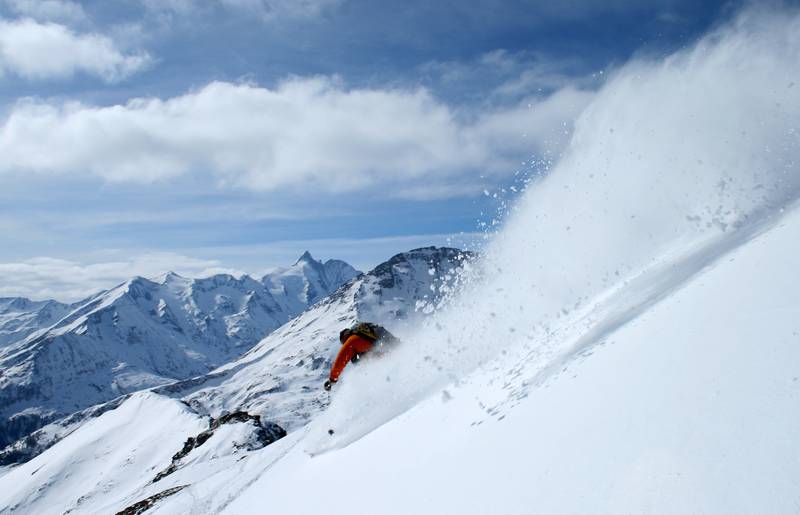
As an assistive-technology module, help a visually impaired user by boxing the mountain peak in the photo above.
[157,271,185,284]
[294,251,317,266]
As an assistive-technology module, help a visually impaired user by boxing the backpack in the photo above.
[350,321,397,347]
[343,322,398,364]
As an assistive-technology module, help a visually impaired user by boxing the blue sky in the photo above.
[0,0,739,301]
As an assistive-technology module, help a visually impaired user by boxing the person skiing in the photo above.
[323,322,396,391]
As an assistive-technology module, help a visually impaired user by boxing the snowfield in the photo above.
[1,5,799,515]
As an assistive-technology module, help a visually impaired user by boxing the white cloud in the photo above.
[0,253,246,302]
[0,17,151,82]
[0,77,593,198]
[2,0,87,24]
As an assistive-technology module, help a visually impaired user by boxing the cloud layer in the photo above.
[0,253,245,302]
[0,17,151,81]
[0,77,592,198]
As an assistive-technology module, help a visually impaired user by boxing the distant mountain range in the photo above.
[0,247,472,464]
[0,252,359,448]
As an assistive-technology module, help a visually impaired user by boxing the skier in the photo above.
[323,322,397,391]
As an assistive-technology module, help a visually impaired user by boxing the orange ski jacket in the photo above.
[329,334,374,382]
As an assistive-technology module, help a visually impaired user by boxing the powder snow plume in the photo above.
[307,5,800,451]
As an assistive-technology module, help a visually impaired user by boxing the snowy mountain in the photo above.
[0,253,358,449]
[0,298,75,349]
[263,251,360,315]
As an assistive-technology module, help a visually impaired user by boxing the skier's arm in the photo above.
[329,334,373,382]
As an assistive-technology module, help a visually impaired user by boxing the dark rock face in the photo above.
[211,411,287,447]
[152,411,286,483]
[0,434,38,465]
[115,485,188,515]
[0,411,54,450]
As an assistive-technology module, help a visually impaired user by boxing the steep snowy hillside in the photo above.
[0,254,358,449]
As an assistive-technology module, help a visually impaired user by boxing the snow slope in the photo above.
[0,392,208,515]
[0,253,357,449]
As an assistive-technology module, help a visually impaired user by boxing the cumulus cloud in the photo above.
[0,17,151,81]
[0,77,593,198]
[0,253,246,302]
[2,0,87,24]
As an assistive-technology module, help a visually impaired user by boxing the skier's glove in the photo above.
[323,379,335,391]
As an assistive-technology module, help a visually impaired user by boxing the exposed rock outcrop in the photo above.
[115,485,188,515]
[152,411,286,483]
